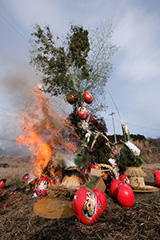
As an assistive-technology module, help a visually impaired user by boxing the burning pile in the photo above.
[16,88,82,186]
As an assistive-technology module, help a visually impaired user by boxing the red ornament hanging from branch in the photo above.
[77,106,89,120]
[67,93,78,104]
[84,91,93,104]
[89,117,96,122]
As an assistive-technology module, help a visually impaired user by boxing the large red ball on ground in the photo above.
[22,173,29,181]
[84,91,93,104]
[117,184,135,209]
[153,171,160,187]
[119,174,130,186]
[77,106,89,120]
[73,187,103,225]
[109,179,122,199]
[35,177,50,198]
[0,179,7,189]
[93,189,107,212]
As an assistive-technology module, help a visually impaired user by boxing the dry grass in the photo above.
[0,156,32,186]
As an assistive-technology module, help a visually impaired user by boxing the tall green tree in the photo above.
[30,22,118,115]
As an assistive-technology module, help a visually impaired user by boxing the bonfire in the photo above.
[16,87,91,197]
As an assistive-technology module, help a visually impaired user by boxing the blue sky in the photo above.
[0,0,160,150]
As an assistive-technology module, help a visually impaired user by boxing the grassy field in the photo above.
[0,139,160,240]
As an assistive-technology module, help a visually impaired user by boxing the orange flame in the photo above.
[16,88,78,179]
[37,83,44,91]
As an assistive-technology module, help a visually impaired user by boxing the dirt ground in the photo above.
[0,151,160,240]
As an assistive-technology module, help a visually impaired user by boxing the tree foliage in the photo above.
[30,25,73,95]
[67,25,90,79]
[30,21,119,114]
[119,146,143,167]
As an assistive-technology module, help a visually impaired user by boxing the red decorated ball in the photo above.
[84,91,93,104]
[153,171,160,187]
[35,177,50,198]
[77,106,89,120]
[73,187,103,225]
[119,174,130,186]
[22,173,29,181]
[89,117,95,121]
[111,147,118,157]
[93,189,107,212]
[89,163,96,170]
[67,93,77,104]
[0,179,7,189]
[117,184,135,209]
[109,179,123,199]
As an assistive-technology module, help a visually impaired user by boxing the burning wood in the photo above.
[62,167,89,187]
[46,167,89,199]
[16,88,80,183]
[37,83,45,91]
[27,161,89,194]
[14,87,109,200]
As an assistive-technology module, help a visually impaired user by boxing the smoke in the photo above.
[54,151,76,168]
[0,61,41,154]
[0,59,73,155]
[1,63,40,108]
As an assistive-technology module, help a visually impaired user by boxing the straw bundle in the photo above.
[125,167,146,177]
[61,175,82,188]
[48,185,78,199]
[125,167,146,189]
[125,167,158,191]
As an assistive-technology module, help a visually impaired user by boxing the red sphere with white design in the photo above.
[84,91,93,104]
[22,173,29,181]
[120,174,130,186]
[93,189,107,212]
[111,147,118,157]
[0,179,7,189]
[117,184,135,209]
[67,93,77,104]
[89,163,96,170]
[77,106,89,120]
[153,171,160,187]
[89,117,96,122]
[109,179,123,199]
[73,187,103,225]
[35,177,50,198]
